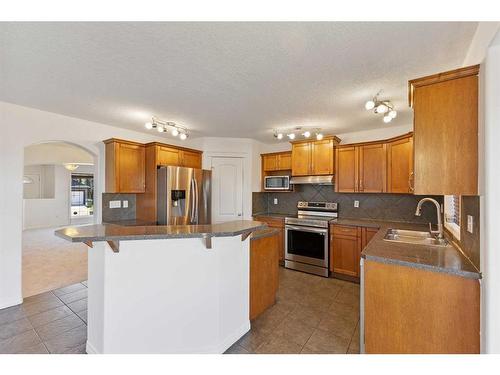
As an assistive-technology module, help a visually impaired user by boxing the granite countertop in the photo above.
[252,212,291,219]
[330,218,480,280]
[55,220,267,243]
[250,227,280,240]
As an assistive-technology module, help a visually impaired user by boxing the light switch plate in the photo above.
[109,200,121,209]
[123,200,129,208]
[273,198,278,205]
[467,215,474,233]
[354,200,359,208]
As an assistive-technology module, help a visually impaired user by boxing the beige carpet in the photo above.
[22,227,88,298]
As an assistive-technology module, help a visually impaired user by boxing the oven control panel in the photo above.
[297,201,337,211]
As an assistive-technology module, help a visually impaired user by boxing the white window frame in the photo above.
[444,195,461,241]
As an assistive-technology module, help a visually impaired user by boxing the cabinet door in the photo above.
[312,139,334,175]
[359,143,387,193]
[330,234,361,277]
[412,75,478,195]
[387,137,413,193]
[181,150,202,169]
[262,154,278,171]
[157,146,181,166]
[117,143,145,193]
[291,142,312,176]
[335,146,358,192]
[277,152,292,170]
[363,228,378,248]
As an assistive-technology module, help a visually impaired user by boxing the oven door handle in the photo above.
[285,225,328,234]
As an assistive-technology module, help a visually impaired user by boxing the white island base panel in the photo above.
[85,236,250,353]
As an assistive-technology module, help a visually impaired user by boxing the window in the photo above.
[444,195,461,240]
[71,174,94,217]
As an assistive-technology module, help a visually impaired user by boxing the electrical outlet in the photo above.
[123,200,129,208]
[273,198,278,205]
[109,200,121,209]
[354,200,359,208]
[467,215,474,233]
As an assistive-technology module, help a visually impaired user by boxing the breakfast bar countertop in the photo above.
[55,220,267,243]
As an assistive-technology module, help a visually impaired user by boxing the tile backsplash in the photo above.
[253,185,443,224]
[102,193,137,222]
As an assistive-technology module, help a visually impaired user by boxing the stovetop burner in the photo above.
[285,201,338,228]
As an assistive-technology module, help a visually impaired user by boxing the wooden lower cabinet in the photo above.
[253,216,285,263]
[330,225,379,280]
[250,233,279,320]
[364,260,480,353]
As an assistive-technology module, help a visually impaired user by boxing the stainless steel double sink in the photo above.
[383,228,450,247]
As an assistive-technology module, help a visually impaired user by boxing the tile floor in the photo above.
[225,267,360,354]
[1,267,360,354]
[0,281,88,354]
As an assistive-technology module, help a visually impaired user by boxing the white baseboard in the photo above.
[86,340,99,354]
[0,297,23,310]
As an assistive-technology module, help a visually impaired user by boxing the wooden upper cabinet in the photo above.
[409,65,479,195]
[335,133,412,194]
[291,136,339,176]
[181,150,202,169]
[150,143,202,169]
[104,139,145,193]
[262,154,278,171]
[277,152,292,170]
[312,139,334,175]
[157,145,181,166]
[261,152,292,172]
[291,142,312,176]
[335,146,358,192]
[387,136,414,193]
[358,143,387,193]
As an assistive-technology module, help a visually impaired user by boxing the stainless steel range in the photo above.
[285,201,338,277]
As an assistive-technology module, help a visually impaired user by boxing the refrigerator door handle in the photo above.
[190,177,196,224]
[193,177,199,224]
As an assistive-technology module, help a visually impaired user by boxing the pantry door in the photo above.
[210,157,243,223]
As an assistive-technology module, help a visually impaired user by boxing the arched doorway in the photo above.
[22,141,98,298]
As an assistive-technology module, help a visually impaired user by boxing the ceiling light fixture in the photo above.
[273,127,323,141]
[144,117,189,140]
[365,91,397,124]
[64,163,79,171]
[316,133,324,140]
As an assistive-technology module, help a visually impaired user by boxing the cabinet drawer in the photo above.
[331,225,358,237]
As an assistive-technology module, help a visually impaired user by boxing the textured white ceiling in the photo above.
[0,22,477,143]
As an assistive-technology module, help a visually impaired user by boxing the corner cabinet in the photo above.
[409,65,479,195]
[291,136,340,176]
[104,139,145,193]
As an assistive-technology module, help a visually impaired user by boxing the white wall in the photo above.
[482,30,500,353]
[23,165,71,230]
[0,101,187,309]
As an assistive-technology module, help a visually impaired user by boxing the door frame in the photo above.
[204,152,248,222]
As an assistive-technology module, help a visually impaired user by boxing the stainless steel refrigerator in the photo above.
[157,166,211,225]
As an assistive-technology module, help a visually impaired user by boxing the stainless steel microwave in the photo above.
[264,175,290,190]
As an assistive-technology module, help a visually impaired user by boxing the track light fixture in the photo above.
[365,91,397,124]
[273,127,324,141]
[144,117,189,140]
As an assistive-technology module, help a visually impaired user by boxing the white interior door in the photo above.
[211,157,243,223]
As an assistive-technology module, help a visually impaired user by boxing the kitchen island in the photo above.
[55,220,266,354]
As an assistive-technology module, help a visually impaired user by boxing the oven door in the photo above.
[285,224,329,268]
